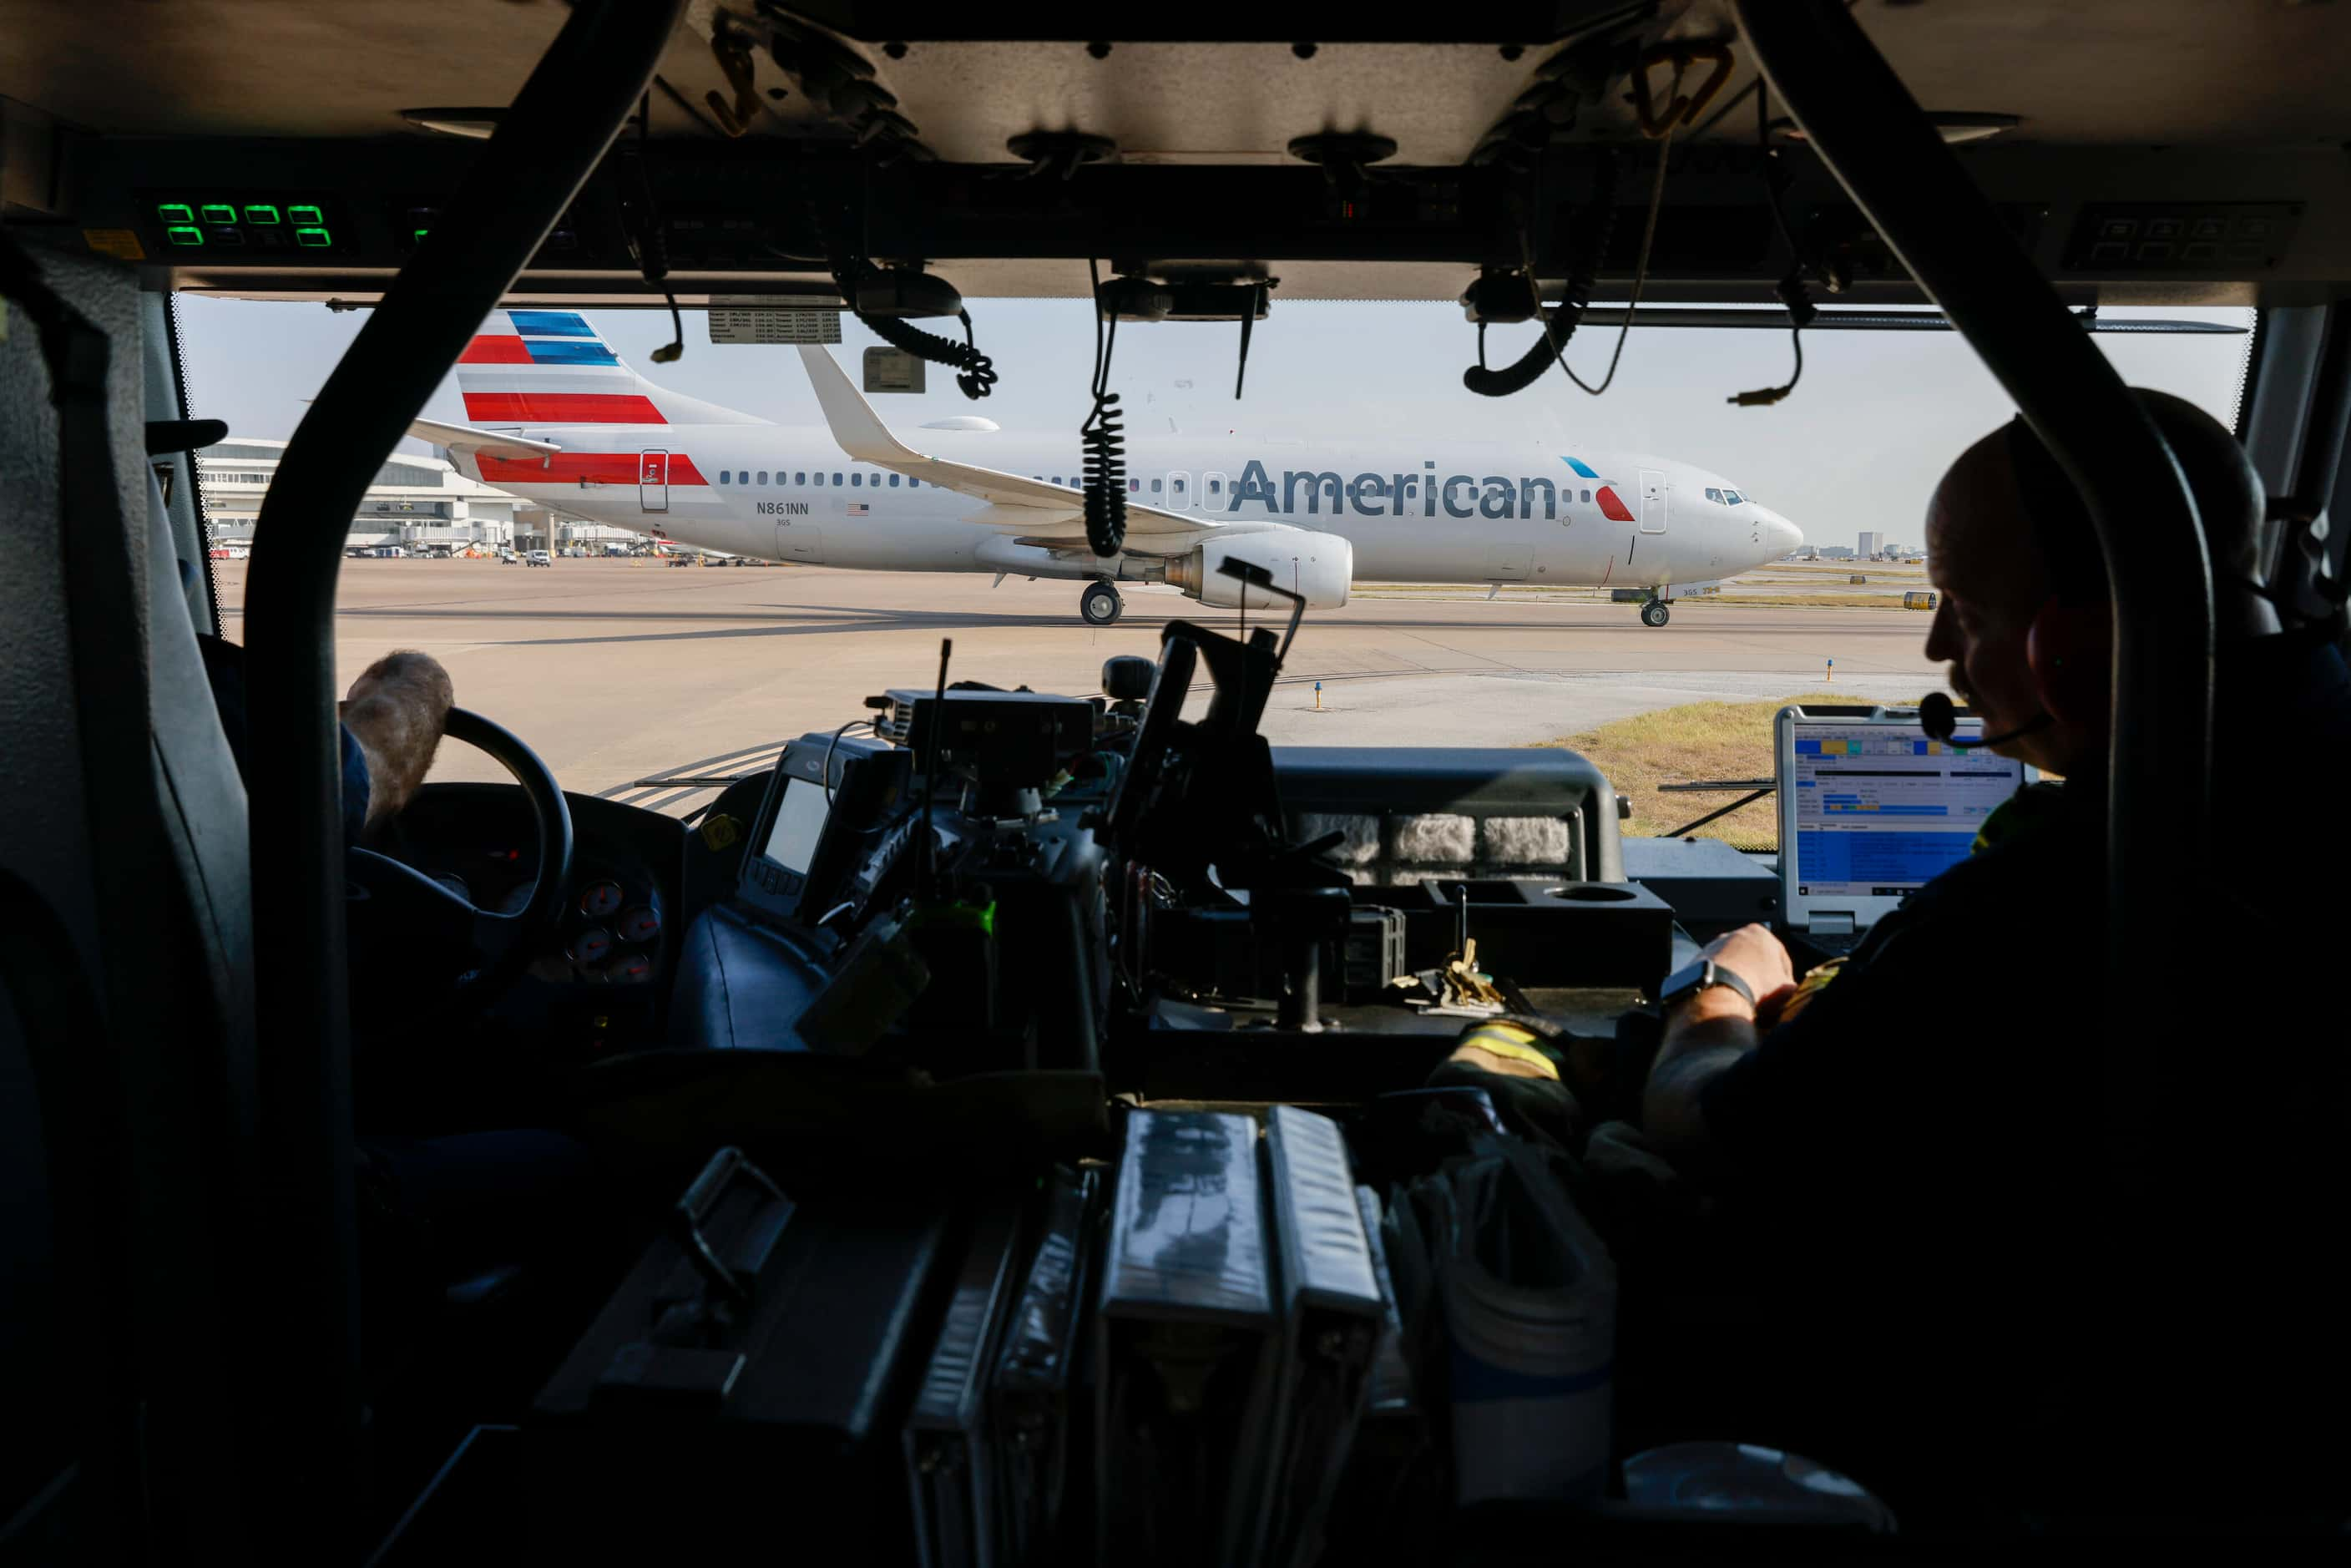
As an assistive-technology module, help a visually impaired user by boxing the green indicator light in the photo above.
[164,225,205,246]
[157,202,194,225]
[412,227,431,241]
[293,226,331,248]
[287,204,323,225]
[243,204,281,225]
[199,203,236,224]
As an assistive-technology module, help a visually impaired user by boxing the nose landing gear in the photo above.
[1640,597,1671,628]
[1081,579,1124,625]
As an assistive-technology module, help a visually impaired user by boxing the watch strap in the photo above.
[1662,957,1757,1010]
[1707,961,1757,1007]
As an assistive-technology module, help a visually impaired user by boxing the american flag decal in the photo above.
[847,503,869,517]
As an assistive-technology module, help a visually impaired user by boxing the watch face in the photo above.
[1661,959,1708,1003]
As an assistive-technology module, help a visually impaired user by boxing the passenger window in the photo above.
[1174,478,1186,493]
[1151,478,1163,493]
[720,470,731,484]
[1210,478,1222,493]
[757,471,768,484]
[852,473,862,487]
[796,472,806,485]
[1581,488,1592,503]
[833,473,843,485]
[1128,478,1140,493]
[888,473,899,487]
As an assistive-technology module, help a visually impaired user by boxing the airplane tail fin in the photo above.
[794,344,925,465]
[457,309,763,427]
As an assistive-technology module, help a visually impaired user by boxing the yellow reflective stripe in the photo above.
[1455,1025,1560,1080]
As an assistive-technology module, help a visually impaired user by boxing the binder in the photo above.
[1353,1184,1417,1422]
[989,1166,1098,1565]
[1317,1186,1431,1564]
[904,1198,1027,1568]
[1251,1106,1387,1568]
[1094,1110,1280,1566]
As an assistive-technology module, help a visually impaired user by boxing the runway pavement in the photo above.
[217,559,1948,812]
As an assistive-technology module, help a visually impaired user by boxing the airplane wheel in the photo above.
[1082,581,1124,625]
[1641,599,1671,627]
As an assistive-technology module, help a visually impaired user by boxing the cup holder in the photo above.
[1547,884,1639,903]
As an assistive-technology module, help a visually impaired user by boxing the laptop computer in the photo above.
[1775,704,2034,953]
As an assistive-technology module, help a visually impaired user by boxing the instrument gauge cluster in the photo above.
[562,867,667,984]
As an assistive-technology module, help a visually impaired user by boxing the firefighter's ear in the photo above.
[2025,596,2110,727]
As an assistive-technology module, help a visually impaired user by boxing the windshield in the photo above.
[177,296,2255,843]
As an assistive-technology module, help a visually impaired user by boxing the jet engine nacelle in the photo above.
[1166,530,1352,609]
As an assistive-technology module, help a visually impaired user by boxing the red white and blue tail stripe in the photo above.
[457,309,670,426]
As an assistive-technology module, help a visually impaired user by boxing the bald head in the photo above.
[1928,389,2266,621]
[1921,388,2273,778]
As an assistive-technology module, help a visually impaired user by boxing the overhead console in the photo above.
[6,3,2346,308]
[44,134,2348,306]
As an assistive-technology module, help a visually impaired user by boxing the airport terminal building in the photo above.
[195,438,645,554]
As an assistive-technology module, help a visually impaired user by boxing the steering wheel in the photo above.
[344,707,575,1013]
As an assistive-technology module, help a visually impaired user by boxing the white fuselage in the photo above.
[458,425,1802,591]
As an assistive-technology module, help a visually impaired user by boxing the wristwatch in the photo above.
[1657,955,1757,1014]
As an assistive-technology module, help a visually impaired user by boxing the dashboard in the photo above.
[384,784,693,1057]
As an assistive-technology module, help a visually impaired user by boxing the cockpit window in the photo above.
[169,296,2252,834]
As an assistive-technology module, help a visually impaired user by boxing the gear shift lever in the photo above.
[1255,885,1352,1032]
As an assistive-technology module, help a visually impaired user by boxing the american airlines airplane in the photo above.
[412,310,1804,627]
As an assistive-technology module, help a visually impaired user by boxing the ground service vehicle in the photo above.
[3,3,2347,1563]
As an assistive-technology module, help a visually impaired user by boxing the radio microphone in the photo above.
[1918,690,2051,749]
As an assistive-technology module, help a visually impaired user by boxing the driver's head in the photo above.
[1923,388,2264,778]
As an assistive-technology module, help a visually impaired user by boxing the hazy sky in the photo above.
[176,296,2253,554]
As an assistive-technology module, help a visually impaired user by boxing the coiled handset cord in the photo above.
[624,92,685,364]
[1728,79,1818,407]
[826,257,999,400]
[1462,150,1621,397]
[1080,256,1129,558]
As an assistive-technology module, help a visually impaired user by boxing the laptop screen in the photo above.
[1782,716,2028,913]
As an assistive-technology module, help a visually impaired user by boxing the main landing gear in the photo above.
[1640,597,1671,628]
[1081,580,1124,626]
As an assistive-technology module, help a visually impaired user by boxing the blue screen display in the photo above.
[1787,720,2023,898]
